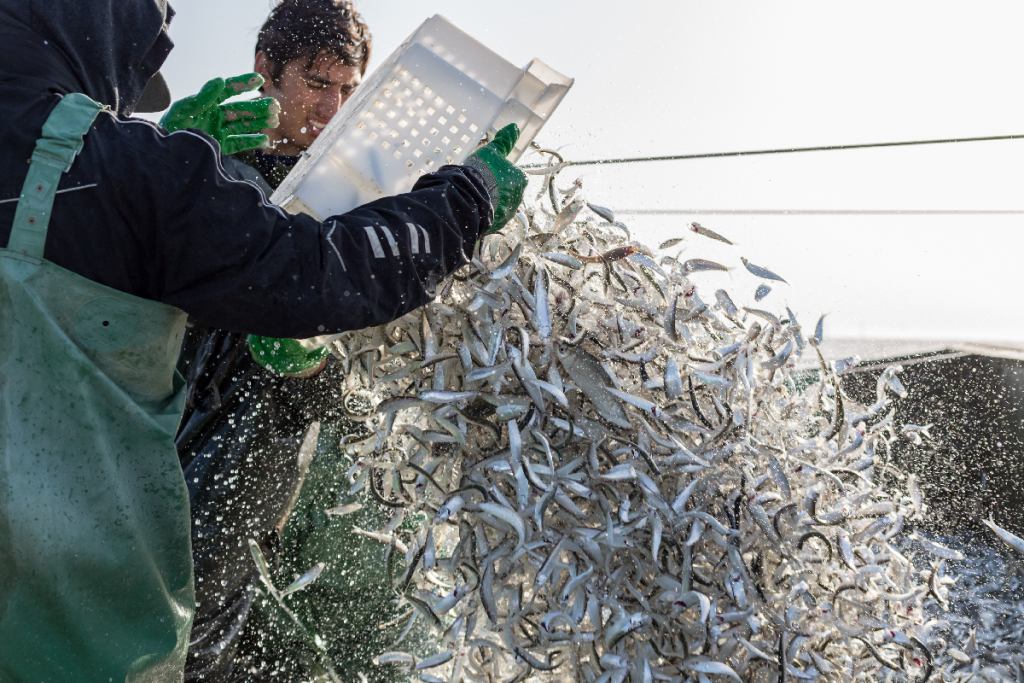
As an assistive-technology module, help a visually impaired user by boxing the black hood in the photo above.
[0,0,175,116]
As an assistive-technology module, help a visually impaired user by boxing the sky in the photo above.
[149,1,1024,345]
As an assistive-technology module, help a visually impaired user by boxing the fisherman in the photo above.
[0,0,526,681]
[169,1,402,679]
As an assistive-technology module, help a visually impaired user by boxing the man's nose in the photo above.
[316,90,343,119]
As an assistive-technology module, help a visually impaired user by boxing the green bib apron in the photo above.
[0,94,194,681]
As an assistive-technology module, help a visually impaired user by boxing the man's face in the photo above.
[255,50,362,156]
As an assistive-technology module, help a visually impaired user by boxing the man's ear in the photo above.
[254,51,274,91]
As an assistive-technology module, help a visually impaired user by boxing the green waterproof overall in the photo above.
[0,94,194,680]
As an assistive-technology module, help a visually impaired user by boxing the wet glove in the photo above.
[464,123,527,234]
[160,73,281,155]
[248,336,329,378]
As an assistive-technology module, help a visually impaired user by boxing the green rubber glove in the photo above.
[248,335,329,377]
[466,123,527,234]
[160,73,281,155]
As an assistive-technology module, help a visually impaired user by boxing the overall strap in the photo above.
[8,93,105,257]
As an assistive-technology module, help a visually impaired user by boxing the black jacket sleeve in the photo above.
[4,105,493,339]
[154,127,491,338]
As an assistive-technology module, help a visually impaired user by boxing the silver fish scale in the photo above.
[283,195,959,682]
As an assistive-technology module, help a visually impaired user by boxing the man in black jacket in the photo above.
[174,2,392,679]
[0,0,525,679]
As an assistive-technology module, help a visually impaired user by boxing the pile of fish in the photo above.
[252,183,968,682]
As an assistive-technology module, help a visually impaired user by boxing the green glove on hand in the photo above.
[248,335,329,377]
[160,73,281,155]
[466,123,527,234]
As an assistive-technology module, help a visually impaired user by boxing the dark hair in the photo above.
[256,0,372,85]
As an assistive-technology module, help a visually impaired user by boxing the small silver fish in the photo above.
[415,650,456,670]
[435,495,465,523]
[911,532,965,561]
[810,314,826,346]
[833,356,859,373]
[540,252,583,269]
[248,538,273,587]
[664,295,679,342]
[534,266,552,340]
[982,517,1024,555]
[281,562,325,597]
[664,357,683,399]
[685,660,742,682]
[373,652,415,666]
[587,202,615,223]
[488,243,523,280]
[553,196,585,233]
[378,396,427,413]
[741,257,788,283]
[494,403,529,421]
[683,258,729,274]
[716,289,740,320]
[418,390,478,403]
[691,369,733,387]
[465,364,510,383]
[326,503,363,517]
[761,338,793,370]
[605,387,667,420]
[690,222,734,245]
[388,341,418,355]
[743,306,783,331]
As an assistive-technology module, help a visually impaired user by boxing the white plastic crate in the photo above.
[271,15,573,221]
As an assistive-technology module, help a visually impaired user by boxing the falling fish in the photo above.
[683,258,729,274]
[685,660,743,682]
[761,338,794,370]
[248,538,273,587]
[741,256,788,283]
[690,222,734,245]
[586,202,615,223]
[716,289,740,320]
[981,517,1024,555]
[540,252,583,269]
[664,357,683,399]
[691,369,734,387]
[281,562,326,597]
[326,503,363,517]
[488,242,523,280]
[568,245,638,264]
[810,313,826,347]
[552,196,585,233]
[754,283,771,301]
[277,180,947,683]
[743,306,783,331]
[911,532,966,561]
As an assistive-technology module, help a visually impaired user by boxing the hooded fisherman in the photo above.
[0,1,526,681]
[171,2,416,679]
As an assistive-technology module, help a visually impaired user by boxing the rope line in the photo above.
[520,134,1024,169]
[616,209,1024,215]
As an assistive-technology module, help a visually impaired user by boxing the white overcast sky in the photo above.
[150,1,1024,345]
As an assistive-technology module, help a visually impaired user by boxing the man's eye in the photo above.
[304,80,328,90]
